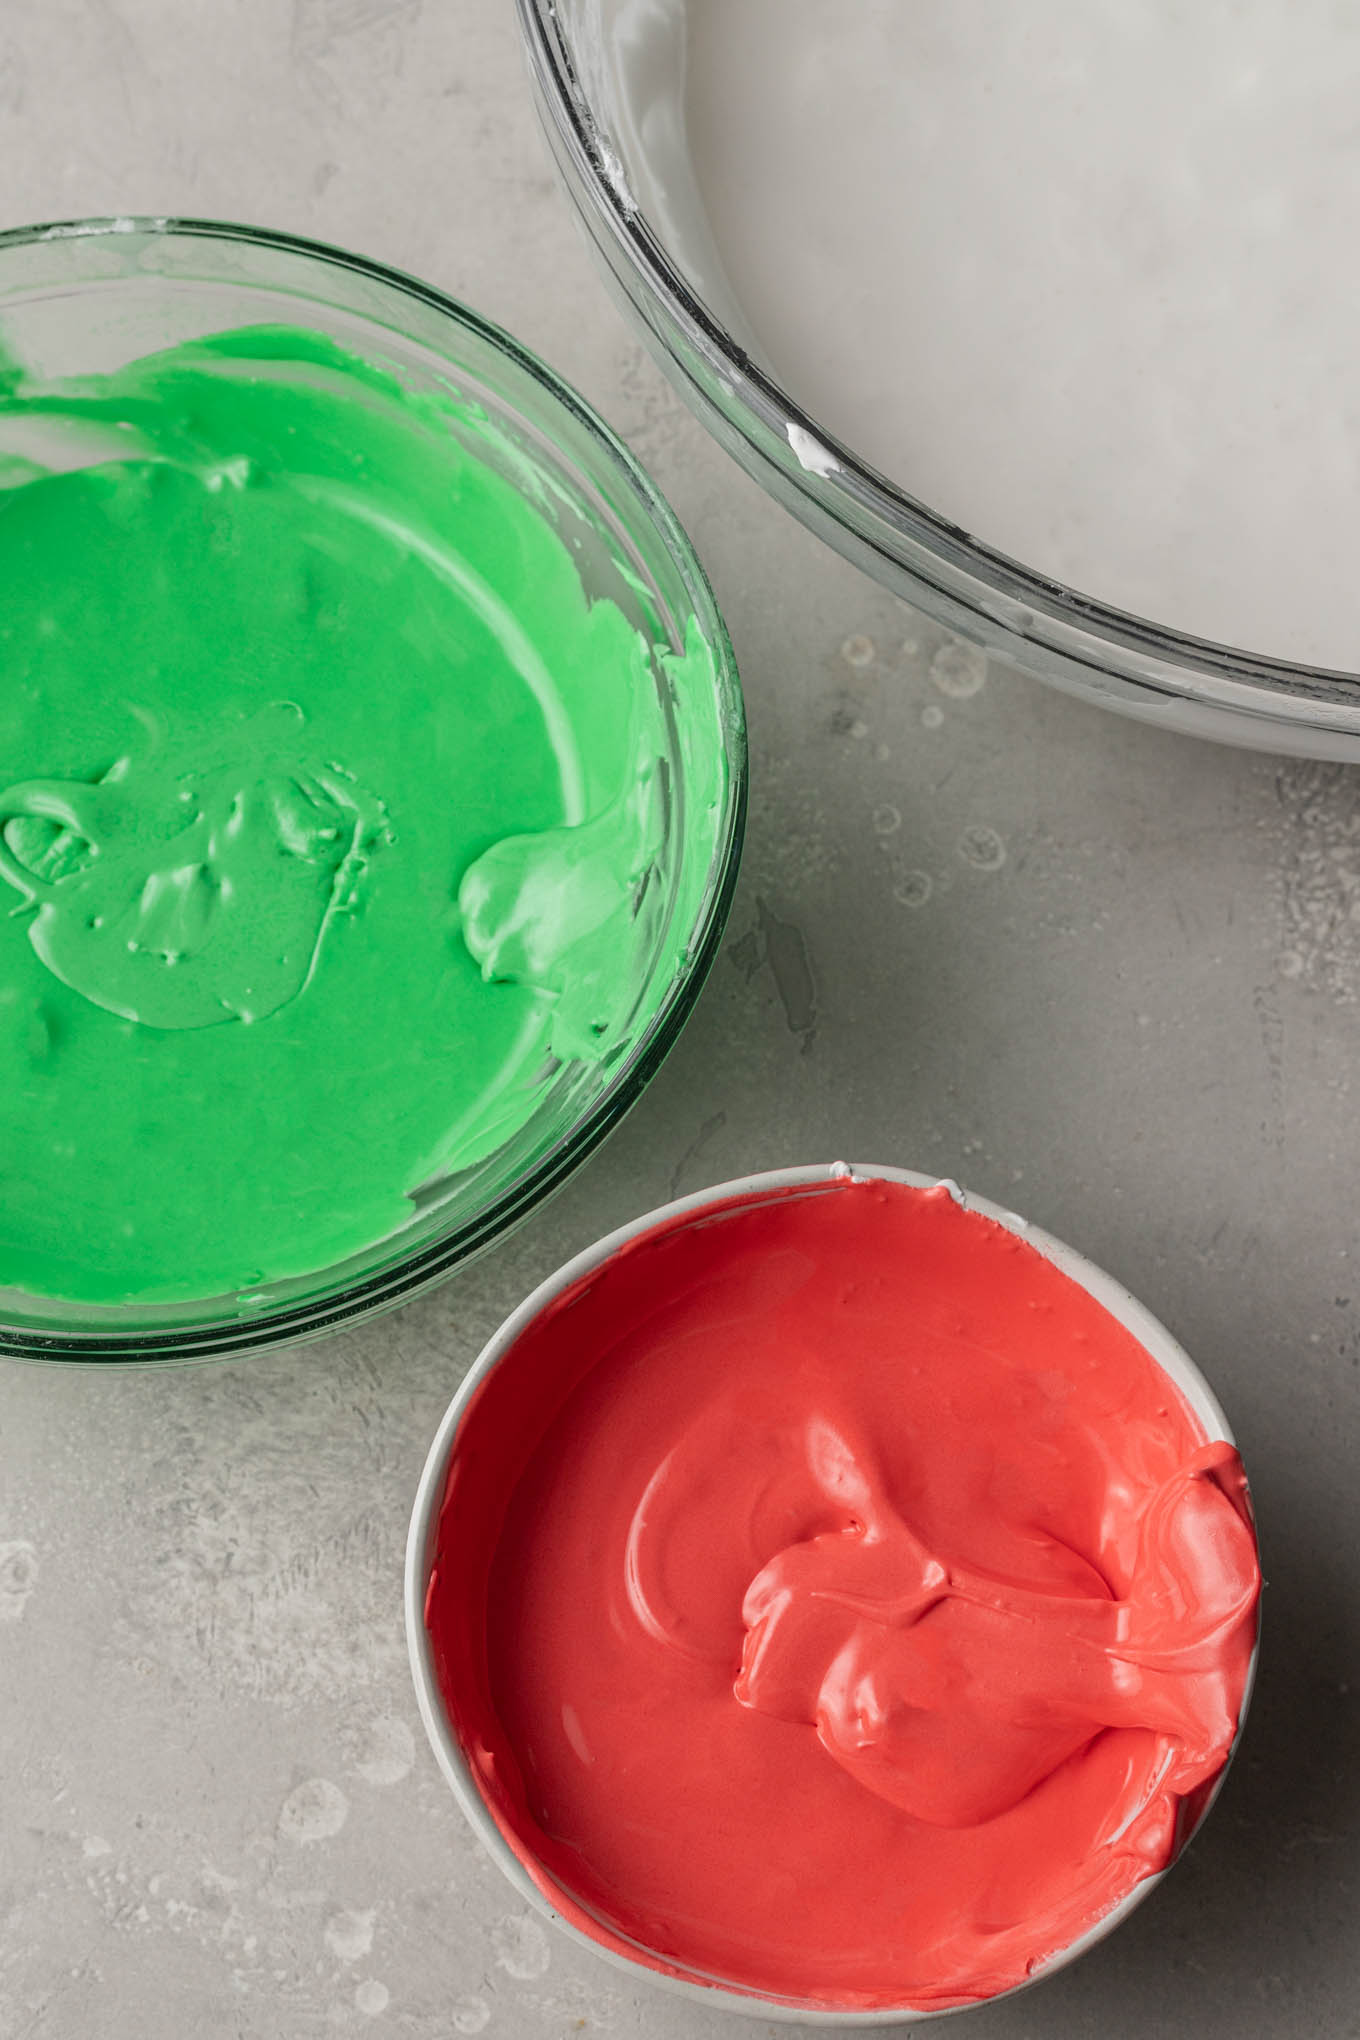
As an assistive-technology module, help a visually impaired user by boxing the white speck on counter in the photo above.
[351,1715,414,1787]
[893,871,933,909]
[450,1996,492,2035]
[841,632,875,667]
[354,1977,389,2015]
[278,1778,349,1845]
[958,824,1007,872]
[324,1908,375,1963]
[931,641,988,699]
[492,1911,552,1980]
[0,1539,37,1620]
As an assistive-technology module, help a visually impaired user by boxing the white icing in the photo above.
[583,0,1360,668]
[786,422,838,477]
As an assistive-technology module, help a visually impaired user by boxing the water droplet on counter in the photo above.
[278,1777,349,1845]
[893,871,933,909]
[958,824,1007,871]
[930,641,988,698]
[492,1912,551,1980]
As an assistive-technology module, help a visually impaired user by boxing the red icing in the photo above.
[426,1179,1260,2010]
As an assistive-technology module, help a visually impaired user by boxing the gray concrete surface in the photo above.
[1,3,1358,2036]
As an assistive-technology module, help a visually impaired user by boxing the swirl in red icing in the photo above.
[425,1179,1260,2010]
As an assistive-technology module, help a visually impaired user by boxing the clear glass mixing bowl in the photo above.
[518,0,1360,759]
[0,218,746,1362]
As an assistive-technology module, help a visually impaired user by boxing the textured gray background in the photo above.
[2,3,1358,2036]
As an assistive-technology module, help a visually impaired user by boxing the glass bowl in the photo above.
[0,217,746,1363]
[518,0,1360,760]
[407,1161,1259,2023]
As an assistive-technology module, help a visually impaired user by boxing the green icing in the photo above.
[0,326,725,1306]
[0,716,391,1031]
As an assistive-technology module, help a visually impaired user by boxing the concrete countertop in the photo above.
[1,4,1356,2036]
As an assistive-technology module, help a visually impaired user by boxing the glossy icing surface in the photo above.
[0,326,721,1304]
[594,0,1360,665]
[426,1178,1260,2009]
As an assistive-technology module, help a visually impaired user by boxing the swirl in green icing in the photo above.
[0,326,725,1306]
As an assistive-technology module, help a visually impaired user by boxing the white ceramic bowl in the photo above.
[406,1162,1259,2023]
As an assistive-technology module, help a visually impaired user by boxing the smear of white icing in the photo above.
[786,423,838,478]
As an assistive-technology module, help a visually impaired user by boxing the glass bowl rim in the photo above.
[0,214,748,1363]
[515,0,1360,740]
